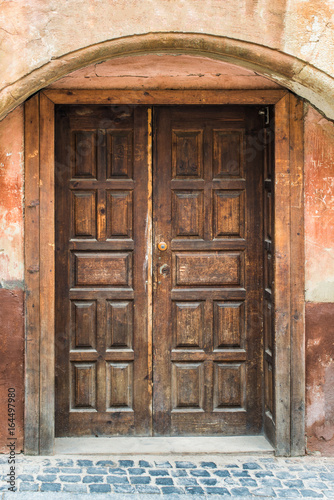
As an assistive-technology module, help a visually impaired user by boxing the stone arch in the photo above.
[1,32,334,120]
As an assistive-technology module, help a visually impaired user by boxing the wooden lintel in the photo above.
[42,89,287,105]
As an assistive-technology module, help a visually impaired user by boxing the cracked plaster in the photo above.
[0,1,334,119]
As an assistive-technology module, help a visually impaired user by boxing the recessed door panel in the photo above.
[153,106,263,435]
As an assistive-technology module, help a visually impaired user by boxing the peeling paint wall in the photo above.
[1,0,334,120]
[306,304,334,456]
[305,105,334,303]
[0,106,24,453]
[0,289,24,454]
[304,105,334,456]
[0,106,24,288]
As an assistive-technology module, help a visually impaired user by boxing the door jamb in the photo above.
[24,89,304,456]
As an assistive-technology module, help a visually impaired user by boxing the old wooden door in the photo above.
[55,105,264,437]
[153,106,263,435]
[55,105,151,436]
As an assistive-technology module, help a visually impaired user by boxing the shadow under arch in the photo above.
[1,32,334,120]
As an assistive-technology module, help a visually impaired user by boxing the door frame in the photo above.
[24,89,304,456]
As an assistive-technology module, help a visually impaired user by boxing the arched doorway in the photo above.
[23,50,305,457]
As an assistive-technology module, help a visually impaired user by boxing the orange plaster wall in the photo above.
[304,105,334,303]
[0,106,24,286]
[0,106,24,453]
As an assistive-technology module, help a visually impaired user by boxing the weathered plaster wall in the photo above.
[306,304,334,456]
[304,105,334,456]
[1,1,334,120]
[0,289,24,454]
[305,106,334,303]
[0,106,24,287]
[0,106,24,453]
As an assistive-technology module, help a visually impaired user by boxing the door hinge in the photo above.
[259,106,270,125]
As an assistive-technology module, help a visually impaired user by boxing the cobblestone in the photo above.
[130,475,151,484]
[0,454,333,498]
[136,484,161,494]
[162,485,185,494]
[139,460,153,468]
[19,482,39,491]
[199,478,217,486]
[106,475,129,484]
[96,460,115,467]
[177,478,199,486]
[206,486,231,495]
[58,475,81,483]
[215,470,231,477]
[190,469,211,477]
[156,477,174,485]
[155,461,173,469]
[113,483,135,493]
[150,469,170,476]
[108,467,127,475]
[176,461,197,469]
[172,469,189,477]
[82,475,104,483]
[300,491,324,498]
[62,483,87,493]
[40,482,61,491]
[185,486,205,494]
[36,474,57,482]
[89,483,111,493]
[86,466,108,475]
[230,487,251,496]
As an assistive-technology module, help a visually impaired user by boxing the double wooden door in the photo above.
[55,105,264,437]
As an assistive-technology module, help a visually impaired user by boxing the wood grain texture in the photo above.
[55,105,150,436]
[153,106,263,436]
[43,89,287,105]
[263,111,276,448]
[289,94,305,456]
[274,94,291,456]
[24,94,41,455]
[146,107,153,433]
[39,93,55,454]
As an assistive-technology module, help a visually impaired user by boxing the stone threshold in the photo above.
[55,435,274,455]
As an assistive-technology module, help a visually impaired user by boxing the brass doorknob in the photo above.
[158,241,168,251]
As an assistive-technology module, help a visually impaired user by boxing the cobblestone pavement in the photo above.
[0,455,334,498]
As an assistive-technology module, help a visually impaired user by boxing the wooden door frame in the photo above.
[24,89,304,456]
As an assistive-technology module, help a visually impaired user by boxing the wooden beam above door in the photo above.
[43,89,287,105]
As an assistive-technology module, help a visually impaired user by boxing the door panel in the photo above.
[55,105,151,436]
[153,107,263,435]
[55,104,264,438]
